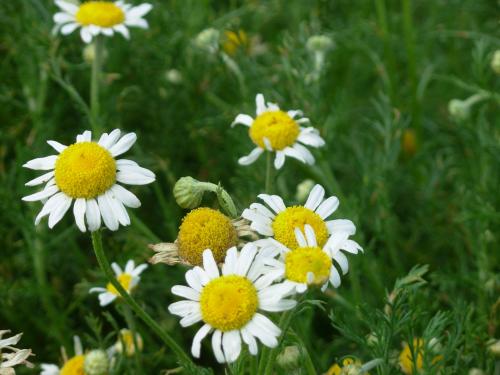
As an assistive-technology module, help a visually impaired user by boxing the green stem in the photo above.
[121,304,143,374]
[90,231,194,368]
[90,36,103,134]
[260,308,296,375]
[265,151,273,194]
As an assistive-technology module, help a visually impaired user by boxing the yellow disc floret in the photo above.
[285,246,331,285]
[54,142,116,199]
[60,355,85,375]
[178,208,237,265]
[200,275,258,331]
[76,1,125,27]
[106,273,133,296]
[249,110,300,150]
[272,206,329,249]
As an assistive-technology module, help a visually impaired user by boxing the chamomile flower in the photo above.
[41,336,85,375]
[22,129,155,232]
[261,224,362,293]
[168,246,296,363]
[243,184,356,250]
[89,260,147,306]
[53,0,153,44]
[149,207,254,266]
[0,331,33,372]
[231,93,325,169]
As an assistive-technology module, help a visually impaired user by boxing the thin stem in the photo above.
[90,36,103,134]
[265,151,273,193]
[121,304,143,374]
[90,231,194,368]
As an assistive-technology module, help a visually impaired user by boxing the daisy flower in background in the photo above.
[168,246,296,363]
[231,93,325,169]
[22,129,155,232]
[111,329,143,357]
[243,184,357,250]
[41,336,85,375]
[90,260,147,306]
[53,0,153,43]
[0,331,33,372]
[261,224,362,293]
[149,207,253,266]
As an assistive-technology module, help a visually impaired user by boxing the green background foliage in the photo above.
[0,0,498,374]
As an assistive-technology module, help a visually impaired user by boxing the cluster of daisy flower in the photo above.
[19,0,366,372]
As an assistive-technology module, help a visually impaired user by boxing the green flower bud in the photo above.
[83,350,109,375]
[491,50,500,75]
[469,369,486,375]
[195,28,220,54]
[295,179,315,203]
[165,69,183,85]
[173,177,205,209]
[448,99,470,121]
[306,35,334,53]
[276,345,301,370]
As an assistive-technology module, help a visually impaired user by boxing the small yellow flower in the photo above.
[149,207,252,266]
[222,30,249,56]
[399,338,442,374]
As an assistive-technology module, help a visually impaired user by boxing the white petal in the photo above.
[193,266,211,285]
[222,331,242,363]
[315,196,339,219]
[293,143,315,164]
[241,327,258,355]
[97,194,119,231]
[55,0,78,14]
[238,147,263,165]
[99,129,121,149]
[109,132,137,156]
[99,292,116,306]
[126,3,153,19]
[185,269,203,292]
[110,184,141,208]
[106,190,130,226]
[74,336,83,355]
[0,333,22,347]
[212,330,225,363]
[340,239,363,254]
[168,300,199,316]
[118,164,155,178]
[293,227,307,247]
[282,146,306,163]
[333,251,349,275]
[191,324,211,358]
[76,130,92,143]
[116,171,155,185]
[171,285,200,301]
[327,219,356,235]
[231,114,253,127]
[249,203,276,219]
[246,319,278,348]
[255,93,266,115]
[298,128,325,147]
[257,194,286,214]
[125,260,135,274]
[61,22,79,35]
[47,140,67,153]
[222,247,238,276]
[73,198,86,232]
[180,311,202,327]
[85,198,101,231]
[25,171,54,186]
[202,249,220,279]
[274,151,285,169]
[114,24,130,39]
[304,224,317,246]
[80,27,93,43]
[124,18,148,28]
[111,262,122,276]
[236,243,257,276]
[304,184,325,211]
[23,155,57,170]
[34,192,65,224]
[329,266,341,288]
[22,185,59,202]
[287,110,303,119]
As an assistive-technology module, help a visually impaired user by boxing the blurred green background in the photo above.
[0,0,498,373]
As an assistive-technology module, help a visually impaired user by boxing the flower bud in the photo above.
[194,28,220,54]
[115,329,143,356]
[491,50,500,74]
[448,99,470,121]
[165,69,183,85]
[488,339,500,358]
[306,35,334,53]
[469,369,486,375]
[276,345,301,370]
[173,177,205,209]
[83,350,109,375]
[295,179,315,203]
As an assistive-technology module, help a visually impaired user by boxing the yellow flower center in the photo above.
[249,110,300,150]
[54,142,116,199]
[178,207,237,265]
[76,1,125,27]
[60,355,85,375]
[285,246,332,285]
[200,275,258,331]
[106,273,133,296]
[399,338,442,374]
[222,30,248,56]
[272,206,329,250]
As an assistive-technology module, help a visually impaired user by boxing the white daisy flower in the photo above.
[168,245,296,364]
[260,224,363,294]
[41,336,84,375]
[231,93,325,169]
[22,129,155,232]
[53,0,153,44]
[89,260,147,306]
[0,331,33,371]
[242,184,356,250]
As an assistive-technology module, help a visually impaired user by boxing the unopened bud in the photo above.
[83,350,109,375]
[306,35,334,53]
[276,345,301,370]
[448,99,470,121]
[195,28,220,54]
[295,179,315,203]
[173,177,205,209]
[491,50,500,74]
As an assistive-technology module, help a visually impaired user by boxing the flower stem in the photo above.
[90,231,194,368]
[90,36,103,134]
[121,304,143,374]
[265,151,273,194]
